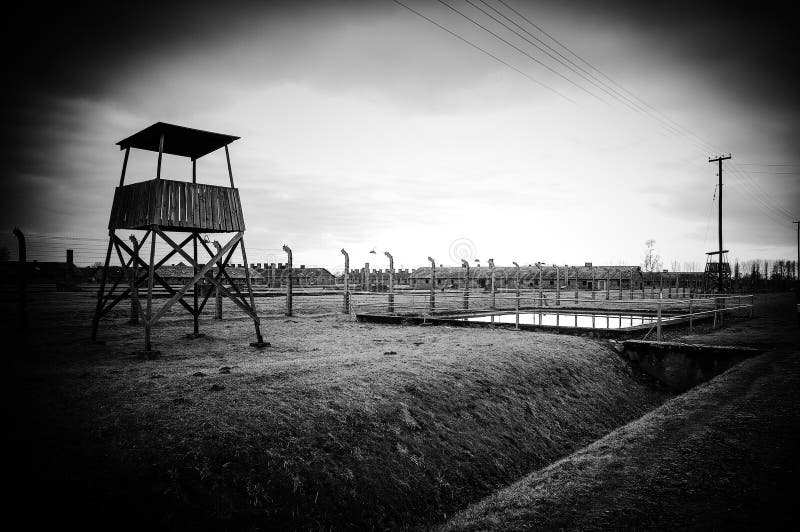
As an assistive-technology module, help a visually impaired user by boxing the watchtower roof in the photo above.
[116,122,239,160]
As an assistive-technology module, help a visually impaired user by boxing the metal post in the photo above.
[656,291,663,341]
[538,263,544,307]
[606,270,610,300]
[555,264,560,306]
[341,249,350,314]
[428,256,436,314]
[385,251,394,314]
[618,271,623,300]
[591,266,596,300]
[489,258,496,309]
[283,244,293,316]
[13,228,27,330]
[629,268,634,300]
[688,293,693,333]
[461,259,470,310]
[513,261,520,329]
[574,266,578,302]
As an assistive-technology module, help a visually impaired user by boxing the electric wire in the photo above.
[390,0,577,103]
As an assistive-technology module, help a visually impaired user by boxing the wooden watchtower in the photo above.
[704,249,731,293]
[91,122,267,352]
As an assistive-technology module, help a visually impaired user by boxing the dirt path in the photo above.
[443,294,800,530]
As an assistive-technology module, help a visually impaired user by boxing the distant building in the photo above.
[410,265,645,290]
[88,262,263,287]
[261,263,335,287]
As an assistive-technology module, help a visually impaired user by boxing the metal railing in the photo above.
[351,289,755,338]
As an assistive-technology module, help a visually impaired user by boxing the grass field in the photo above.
[5,290,795,530]
[6,289,671,530]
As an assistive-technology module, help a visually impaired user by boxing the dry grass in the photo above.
[6,290,669,530]
[442,293,800,531]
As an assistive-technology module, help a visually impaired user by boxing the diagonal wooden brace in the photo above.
[163,230,259,320]
[148,230,245,326]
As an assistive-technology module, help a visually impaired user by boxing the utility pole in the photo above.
[709,154,731,293]
[794,221,799,295]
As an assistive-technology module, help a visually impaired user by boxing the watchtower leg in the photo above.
[239,236,268,347]
[145,227,157,352]
[192,231,200,336]
[91,230,115,341]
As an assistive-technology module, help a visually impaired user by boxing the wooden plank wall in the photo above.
[108,179,245,232]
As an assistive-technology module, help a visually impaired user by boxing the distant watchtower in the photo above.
[704,250,731,293]
[91,122,267,352]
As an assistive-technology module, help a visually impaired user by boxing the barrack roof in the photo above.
[116,122,239,159]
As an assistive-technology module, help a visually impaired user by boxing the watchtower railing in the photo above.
[108,179,245,233]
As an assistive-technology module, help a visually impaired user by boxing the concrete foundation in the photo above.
[620,340,761,391]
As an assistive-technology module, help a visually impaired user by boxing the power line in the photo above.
[737,163,800,167]
[390,0,577,103]
[493,0,722,155]
[476,0,690,132]
[435,0,602,103]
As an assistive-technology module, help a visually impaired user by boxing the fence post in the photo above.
[591,266,596,300]
[489,258,496,309]
[618,271,623,300]
[629,268,634,300]
[656,291,663,341]
[461,259,470,310]
[513,261,520,329]
[688,293,693,333]
[385,251,394,315]
[555,264,561,306]
[13,227,27,330]
[538,266,544,307]
[750,295,754,318]
[283,244,293,316]
[428,257,436,314]
[606,270,610,300]
[341,249,350,314]
[574,267,579,303]
[128,235,140,324]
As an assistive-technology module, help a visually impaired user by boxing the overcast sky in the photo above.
[2,0,798,271]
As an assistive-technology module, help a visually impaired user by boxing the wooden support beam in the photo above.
[129,235,141,324]
[119,147,130,187]
[225,144,235,188]
[91,230,115,341]
[240,235,266,345]
[146,227,156,351]
[148,230,244,326]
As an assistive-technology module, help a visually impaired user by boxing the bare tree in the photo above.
[643,239,662,273]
